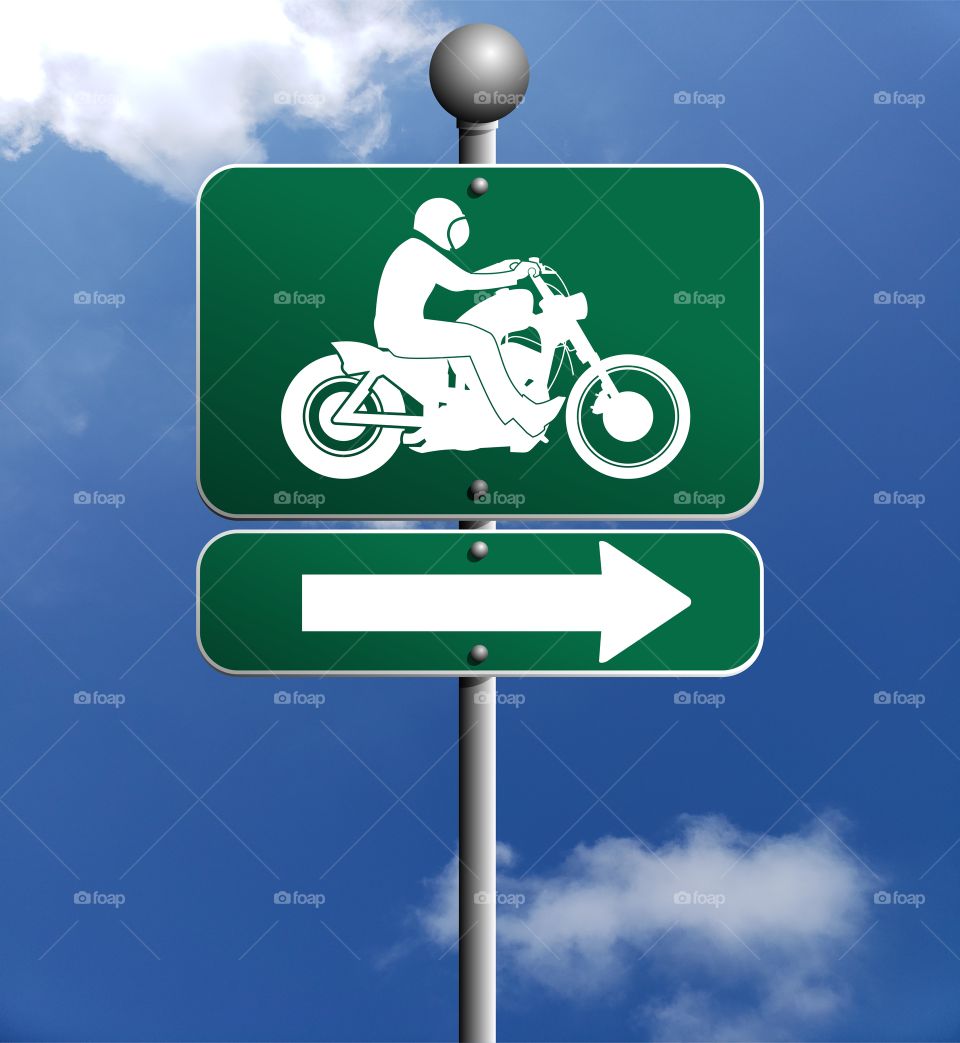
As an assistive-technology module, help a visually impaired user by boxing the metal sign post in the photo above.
[431,23,531,1043]
[195,20,765,1043]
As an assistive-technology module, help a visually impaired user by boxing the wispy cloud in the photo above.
[418,815,873,1041]
[0,0,446,199]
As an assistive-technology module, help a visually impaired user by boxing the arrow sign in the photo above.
[197,530,762,677]
[302,542,691,664]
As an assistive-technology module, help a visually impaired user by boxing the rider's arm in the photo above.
[474,260,520,274]
[430,251,519,292]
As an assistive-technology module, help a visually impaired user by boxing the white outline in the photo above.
[195,528,764,678]
[196,163,764,521]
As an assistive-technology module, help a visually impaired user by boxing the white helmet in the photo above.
[413,197,469,250]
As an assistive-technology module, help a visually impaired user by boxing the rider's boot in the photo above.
[512,395,563,437]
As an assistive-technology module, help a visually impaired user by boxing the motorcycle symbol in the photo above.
[281,257,690,481]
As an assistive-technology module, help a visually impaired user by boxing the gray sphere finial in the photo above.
[430,23,530,125]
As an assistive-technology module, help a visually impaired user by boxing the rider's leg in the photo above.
[434,322,564,435]
[389,321,562,436]
[447,324,528,423]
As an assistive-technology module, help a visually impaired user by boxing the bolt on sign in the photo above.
[197,164,762,520]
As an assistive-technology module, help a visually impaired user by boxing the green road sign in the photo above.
[197,165,762,520]
[197,530,762,677]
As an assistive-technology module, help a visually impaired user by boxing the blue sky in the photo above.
[1,1,960,1040]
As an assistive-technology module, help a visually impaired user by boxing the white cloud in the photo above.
[419,816,873,1041]
[0,0,446,199]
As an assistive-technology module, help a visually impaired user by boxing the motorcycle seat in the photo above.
[332,340,449,387]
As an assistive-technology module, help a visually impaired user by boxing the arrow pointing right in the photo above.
[302,540,691,664]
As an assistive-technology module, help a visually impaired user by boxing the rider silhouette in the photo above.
[374,197,563,438]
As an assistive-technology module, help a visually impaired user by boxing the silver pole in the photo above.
[459,121,497,164]
[458,520,496,1043]
[429,23,530,1043]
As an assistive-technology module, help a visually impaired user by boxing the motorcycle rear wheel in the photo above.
[281,356,404,479]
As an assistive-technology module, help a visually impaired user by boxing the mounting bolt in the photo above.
[468,479,489,501]
[469,644,489,664]
[469,176,489,196]
[469,540,489,561]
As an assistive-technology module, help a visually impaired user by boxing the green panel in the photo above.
[197,531,762,676]
[198,165,761,519]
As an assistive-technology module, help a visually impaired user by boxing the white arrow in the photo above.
[301,540,691,664]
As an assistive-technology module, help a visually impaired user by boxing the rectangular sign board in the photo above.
[198,165,762,520]
[197,531,763,677]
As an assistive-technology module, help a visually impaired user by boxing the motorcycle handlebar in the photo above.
[508,258,544,275]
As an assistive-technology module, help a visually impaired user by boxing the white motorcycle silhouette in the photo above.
[281,259,690,480]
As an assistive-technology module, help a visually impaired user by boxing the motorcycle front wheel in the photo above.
[565,354,690,479]
[281,356,404,479]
